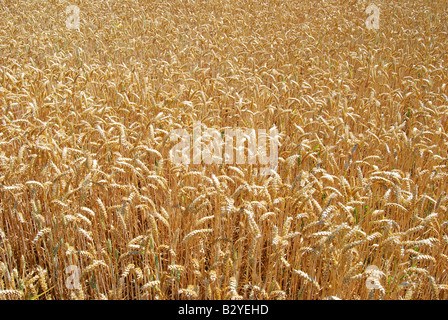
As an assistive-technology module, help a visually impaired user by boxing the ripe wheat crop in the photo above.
[0,0,447,300]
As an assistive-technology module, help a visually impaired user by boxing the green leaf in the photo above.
[29,286,55,300]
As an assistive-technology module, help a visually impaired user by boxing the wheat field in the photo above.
[0,0,447,300]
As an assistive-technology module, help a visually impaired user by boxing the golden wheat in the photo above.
[0,0,447,300]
